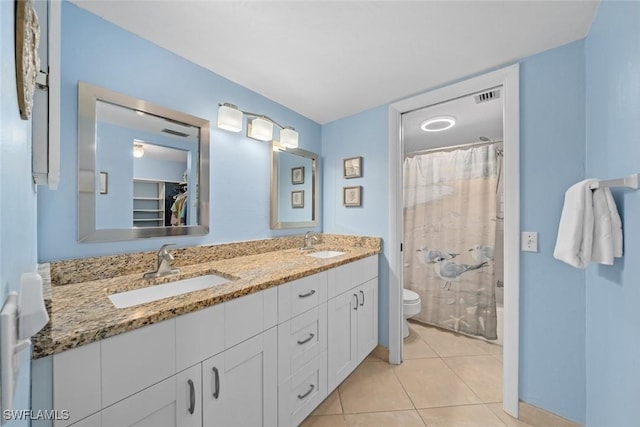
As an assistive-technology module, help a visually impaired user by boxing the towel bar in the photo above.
[589,173,639,190]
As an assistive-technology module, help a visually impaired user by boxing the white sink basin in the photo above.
[109,274,230,308]
[306,250,345,259]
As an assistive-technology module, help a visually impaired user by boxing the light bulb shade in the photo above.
[217,103,243,132]
[248,116,273,141]
[279,126,298,148]
[133,144,144,158]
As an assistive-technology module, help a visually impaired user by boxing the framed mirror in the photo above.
[78,82,210,242]
[270,143,319,229]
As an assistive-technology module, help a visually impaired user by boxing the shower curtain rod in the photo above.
[405,140,503,157]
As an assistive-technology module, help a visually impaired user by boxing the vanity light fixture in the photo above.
[133,143,144,158]
[421,116,456,132]
[217,103,298,148]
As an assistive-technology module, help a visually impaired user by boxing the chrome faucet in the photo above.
[143,243,180,279]
[301,231,319,251]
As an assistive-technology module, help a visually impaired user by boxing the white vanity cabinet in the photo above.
[42,254,379,427]
[327,257,379,392]
[202,328,277,427]
[101,364,201,427]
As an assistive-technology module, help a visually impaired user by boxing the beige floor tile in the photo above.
[311,390,343,416]
[403,327,438,359]
[300,414,347,427]
[487,403,534,427]
[443,355,502,403]
[344,410,426,427]
[339,361,414,413]
[493,353,503,363]
[394,358,481,408]
[364,353,384,363]
[418,404,508,427]
[474,339,504,355]
[412,322,491,357]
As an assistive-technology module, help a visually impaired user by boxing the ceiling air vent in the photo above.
[162,128,190,138]
[474,89,501,104]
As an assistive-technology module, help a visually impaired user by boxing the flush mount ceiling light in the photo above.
[217,103,298,148]
[133,143,144,158]
[420,116,456,132]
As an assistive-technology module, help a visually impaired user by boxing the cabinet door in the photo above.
[101,365,200,427]
[356,278,378,364]
[327,290,358,392]
[202,328,277,427]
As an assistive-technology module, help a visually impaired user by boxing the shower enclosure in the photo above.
[403,142,504,340]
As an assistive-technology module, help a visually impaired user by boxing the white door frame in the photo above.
[387,64,520,417]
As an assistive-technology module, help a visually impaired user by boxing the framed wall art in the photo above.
[343,156,362,179]
[343,186,362,207]
[291,166,305,184]
[291,190,304,208]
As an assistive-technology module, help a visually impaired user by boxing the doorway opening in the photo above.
[387,65,520,417]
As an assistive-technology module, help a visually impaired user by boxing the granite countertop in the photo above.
[32,240,380,359]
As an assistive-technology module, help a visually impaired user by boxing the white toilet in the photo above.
[403,289,421,338]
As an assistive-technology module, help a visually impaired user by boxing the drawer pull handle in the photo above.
[353,293,358,310]
[297,333,315,345]
[297,384,315,400]
[298,289,316,298]
[188,379,195,415]
[360,290,365,307]
[212,367,220,399]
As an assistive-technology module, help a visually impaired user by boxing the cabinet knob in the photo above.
[353,293,358,310]
[359,289,365,307]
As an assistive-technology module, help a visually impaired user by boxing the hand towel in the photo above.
[604,189,623,258]
[590,188,614,264]
[553,179,597,268]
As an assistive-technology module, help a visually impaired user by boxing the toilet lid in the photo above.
[403,289,420,302]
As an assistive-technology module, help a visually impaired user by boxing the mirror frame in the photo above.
[78,81,210,242]
[270,143,319,229]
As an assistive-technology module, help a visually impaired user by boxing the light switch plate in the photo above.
[522,231,538,252]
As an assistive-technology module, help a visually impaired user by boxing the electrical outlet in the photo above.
[521,231,538,252]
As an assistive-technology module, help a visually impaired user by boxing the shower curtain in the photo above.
[404,144,500,339]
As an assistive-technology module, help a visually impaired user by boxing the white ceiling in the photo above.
[71,1,599,125]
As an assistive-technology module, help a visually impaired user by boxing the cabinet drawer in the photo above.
[278,352,327,427]
[278,271,327,322]
[101,319,176,407]
[278,303,327,383]
[175,303,224,371]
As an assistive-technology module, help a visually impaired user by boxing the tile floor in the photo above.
[301,320,534,427]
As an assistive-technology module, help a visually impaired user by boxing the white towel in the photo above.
[553,179,597,268]
[591,188,614,264]
[554,180,624,268]
[605,189,623,258]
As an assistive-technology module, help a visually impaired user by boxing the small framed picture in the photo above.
[343,156,362,179]
[291,166,305,185]
[291,190,304,208]
[343,186,362,207]
[100,172,109,194]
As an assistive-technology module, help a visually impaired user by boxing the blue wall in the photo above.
[585,1,640,425]
[321,43,589,422]
[37,2,321,261]
[518,41,587,424]
[0,1,38,423]
[321,106,390,346]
